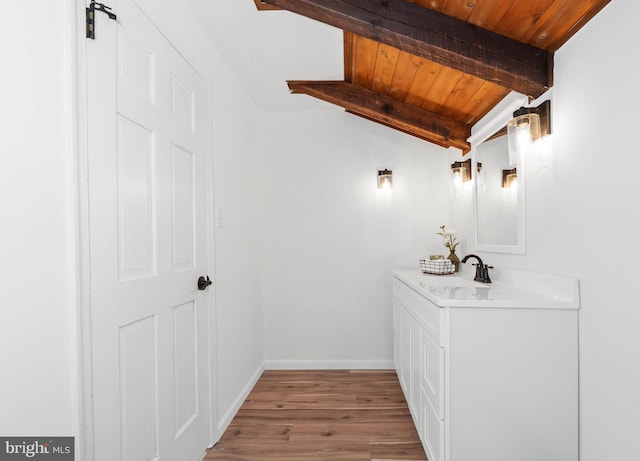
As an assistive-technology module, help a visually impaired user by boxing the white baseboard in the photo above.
[216,362,264,436]
[264,359,395,370]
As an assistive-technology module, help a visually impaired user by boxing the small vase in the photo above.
[447,251,460,273]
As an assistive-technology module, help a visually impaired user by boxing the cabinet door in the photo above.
[399,305,419,420]
[408,317,420,420]
[393,300,401,374]
[420,387,445,461]
[399,305,411,395]
[421,329,445,419]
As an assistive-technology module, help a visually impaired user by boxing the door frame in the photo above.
[72,1,219,459]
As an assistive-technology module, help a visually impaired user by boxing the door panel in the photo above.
[119,317,158,461]
[173,301,198,437]
[117,114,156,280]
[170,73,195,133]
[87,1,211,459]
[117,24,156,105]
[171,144,195,271]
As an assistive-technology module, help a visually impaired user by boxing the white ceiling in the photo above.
[183,0,344,112]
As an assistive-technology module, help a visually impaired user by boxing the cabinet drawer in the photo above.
[393,277,443,345]
[420,328,445,419]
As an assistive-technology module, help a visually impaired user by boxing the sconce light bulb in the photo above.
[516,116,531,128]
[502,168,518,188]
[450,159,472,183]
[507,106,544,166]
[452,172,462,187]
[377,169,393,189]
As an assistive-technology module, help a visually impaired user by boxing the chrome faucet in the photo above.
[461,254,493,283]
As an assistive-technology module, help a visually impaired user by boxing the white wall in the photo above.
[256,109,451,368]
[0,1,77,436]
[450,2,640,458]
[210,59,265,430]
[553,4,640,456]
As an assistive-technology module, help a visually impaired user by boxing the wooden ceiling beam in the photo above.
[265,0,553,98]
[287,80,471,153]
[253,0,280,10]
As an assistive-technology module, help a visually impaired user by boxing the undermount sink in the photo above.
[393,269,579,309]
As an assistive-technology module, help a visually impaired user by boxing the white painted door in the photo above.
[86,1,211,460]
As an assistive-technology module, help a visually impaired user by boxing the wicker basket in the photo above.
[419,259,455,275]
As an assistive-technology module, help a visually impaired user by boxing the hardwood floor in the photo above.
[204,370,427,461]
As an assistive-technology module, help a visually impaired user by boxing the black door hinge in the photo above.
[86,0,117,40]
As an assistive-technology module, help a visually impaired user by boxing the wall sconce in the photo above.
[502,168,517,188]
[507,100,551,165]
[377,169,393,189]
[451,160,470,182]
[450,159,473,182]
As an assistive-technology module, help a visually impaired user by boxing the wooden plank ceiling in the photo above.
[255,0,610,153]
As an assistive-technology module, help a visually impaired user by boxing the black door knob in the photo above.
[197,276,212,291]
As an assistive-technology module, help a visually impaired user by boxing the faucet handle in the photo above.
[471,263,484,281]
[482,265,493,283]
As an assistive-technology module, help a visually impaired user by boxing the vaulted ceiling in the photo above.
[254,0,610,153]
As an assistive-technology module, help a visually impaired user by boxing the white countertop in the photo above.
[393,268,580,309]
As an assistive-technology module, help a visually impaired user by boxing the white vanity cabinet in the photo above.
[392,271,579,461]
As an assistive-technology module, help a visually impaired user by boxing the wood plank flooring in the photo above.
[204,370,427,461]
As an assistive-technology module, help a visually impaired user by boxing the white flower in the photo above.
[436,225,460,253]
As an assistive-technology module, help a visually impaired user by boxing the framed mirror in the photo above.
[469,93,528,254]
